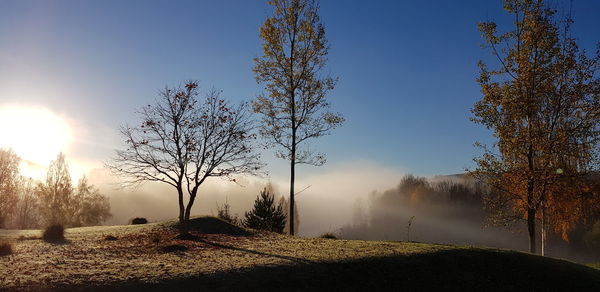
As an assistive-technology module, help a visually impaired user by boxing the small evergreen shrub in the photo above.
[43,225,65,242]
[0,242,12,256]
[131,217,148,225]
[243,188,286,233]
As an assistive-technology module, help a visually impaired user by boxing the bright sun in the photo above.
[0,106,74,171]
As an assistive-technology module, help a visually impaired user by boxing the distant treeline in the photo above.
[0,149,111,229]
[340,174,600,262]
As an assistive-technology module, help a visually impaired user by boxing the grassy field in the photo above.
[1,217,600,291]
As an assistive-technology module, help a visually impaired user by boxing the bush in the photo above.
[0,242,12,256]
[217,199,240,226]
[43,225,65,242]
[319,232,338,239]
[243,188,287,233]
[131,217,148,225]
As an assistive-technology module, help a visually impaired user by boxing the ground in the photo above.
[1,217,599,291]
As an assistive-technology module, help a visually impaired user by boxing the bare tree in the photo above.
[108,81,262,234]
[0,148,19,228]
[253,0,344,235]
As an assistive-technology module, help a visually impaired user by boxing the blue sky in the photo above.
[1,0,599,180]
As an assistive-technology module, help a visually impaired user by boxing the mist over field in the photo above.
[88,160,403,236]
[85,160,589,262]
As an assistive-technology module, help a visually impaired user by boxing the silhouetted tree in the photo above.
[108,81,262,234]
[0,148,19,228]
[243,188,286,233]
[472,0,600,254]
[279,196,300,234]
[253,0,344,235]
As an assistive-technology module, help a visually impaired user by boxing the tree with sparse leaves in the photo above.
[243,188,287,233]
[108,81,262,234]
[37,153,75,226]
[72,176,111,227]
[253,0,344,235]
[0,148,19,228]
[37,153,111,227]
[471,0,600,254]
[13,177,39,229]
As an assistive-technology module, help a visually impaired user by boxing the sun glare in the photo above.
[0,106,74,176]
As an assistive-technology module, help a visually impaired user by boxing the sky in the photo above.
[1,0,600,182]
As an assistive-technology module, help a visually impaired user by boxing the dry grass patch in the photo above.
[1,216,598,291]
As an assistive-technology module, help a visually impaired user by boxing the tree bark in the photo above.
[527,207,537,254]
[541,204,546,256]
[177,185,185,232]
[290,149,295,235]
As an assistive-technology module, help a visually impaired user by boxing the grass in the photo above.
[588,262,600,270]
[1,216,599,291]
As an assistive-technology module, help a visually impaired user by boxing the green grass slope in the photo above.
[1,217,599,291]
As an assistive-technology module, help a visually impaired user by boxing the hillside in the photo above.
[1,217,599,291]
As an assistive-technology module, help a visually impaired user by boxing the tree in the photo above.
[253,0,344,235]
[13,177,39,229]
[471,0,600,254]
[243,188,287,233]
[0,148,19,228]
[278,195,299,234]
[72,176,111,227]
[37,153,74,226]
[108,81,262,234]
[216,197,239,225]
[37,153,111,227]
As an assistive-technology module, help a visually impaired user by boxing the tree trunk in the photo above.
[527,207,537,254]
[177,186,185,232]
[541,204,546,256]
[183,192,198,234]
[290,145,296,236]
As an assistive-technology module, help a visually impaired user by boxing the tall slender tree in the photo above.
[253,0,344,235]
[471,0,600,254]
[37,153,74,226]
[0,148,20,228]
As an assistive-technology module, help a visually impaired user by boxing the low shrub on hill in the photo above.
[43,225,65,242]
[0,241,12,256]
[131,217,148,225]
[319,232,338,239]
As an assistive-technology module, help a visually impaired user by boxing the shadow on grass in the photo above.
[43,238,71,245]
[41,247,600,292]
[176,233,314,265]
